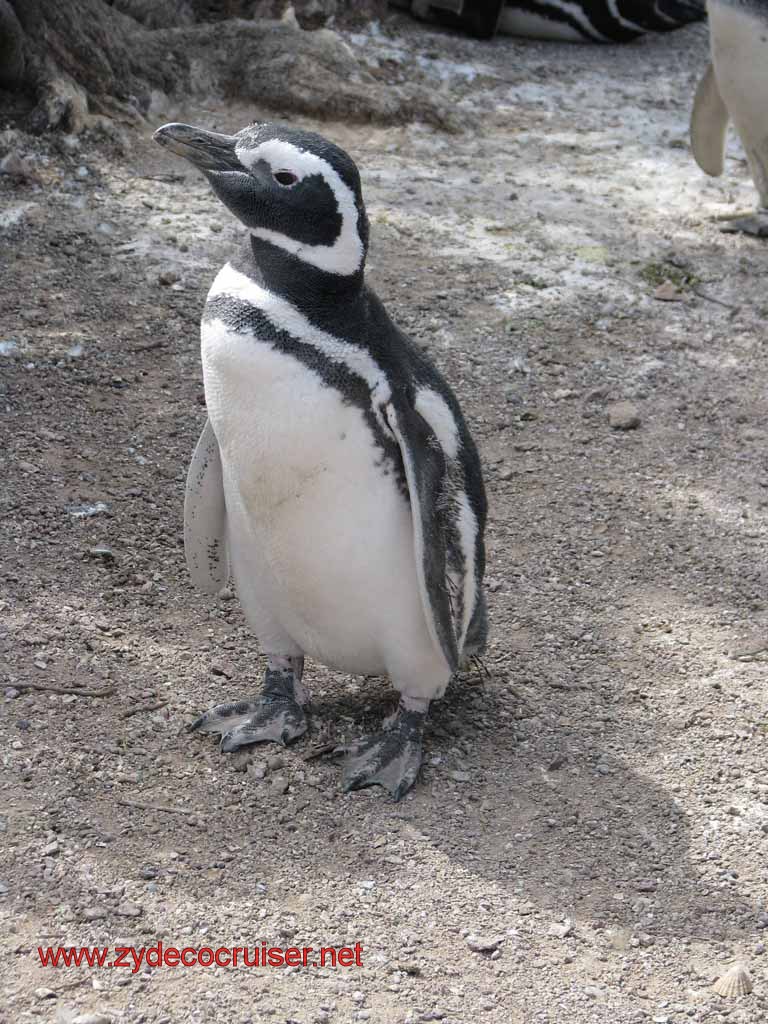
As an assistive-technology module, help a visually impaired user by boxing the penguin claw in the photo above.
[342,705,425,801]
[719,212,768,238]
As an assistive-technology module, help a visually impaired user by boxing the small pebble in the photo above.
[116,901,142,918]
[210,661,233,678]
[465,934,502,954]
[87,546,115,562]
[82,906,107,921]
[607,401,641,431]
[270,775,289,795]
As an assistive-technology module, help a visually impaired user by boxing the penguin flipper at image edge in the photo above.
[386,396,485,676]
[184,417,229,594]
[691,62,729,177]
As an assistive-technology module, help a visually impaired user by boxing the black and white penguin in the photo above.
[690,0,768,237]
[153,120,488,800]
[396,0,706,41]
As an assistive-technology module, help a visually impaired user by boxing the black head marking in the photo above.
[153,120,369,277]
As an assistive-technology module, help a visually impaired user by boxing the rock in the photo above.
[34,987,57,1000]
[635,879,657,893]
[42,841,61,857]
[247,762,266,781]
[72,1014,113,1024]
[82,906,107,921]
[450,770,471,783]
[653,281,685,302]
[210,661,233,678]
[267,754,285,772]
[87,546,115,562]
[69,502,110,518]
[158,270,180,286]
[116,901,142,918]
[232,750,254,772]
[0,152,40,182]
[270,775,289,795]
[607,401,641,431]
[465,934,502,954]
[548,918,572,939]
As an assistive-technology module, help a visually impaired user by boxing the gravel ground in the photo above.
[1,16,768,1024]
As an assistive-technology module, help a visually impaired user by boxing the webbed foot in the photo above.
[719,211,768,238]
[342,699,426,801]
[189,656,308,751]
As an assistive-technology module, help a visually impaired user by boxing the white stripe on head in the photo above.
[234,138,364,276]
[414,387,460,461]
[207,264,389,400]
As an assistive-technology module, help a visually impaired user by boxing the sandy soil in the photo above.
[1,15,768,1024]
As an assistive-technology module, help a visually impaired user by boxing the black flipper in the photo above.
[385,401,460,675]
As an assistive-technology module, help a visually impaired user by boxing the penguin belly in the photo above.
[710,0,768,204]
[201,322,451,696]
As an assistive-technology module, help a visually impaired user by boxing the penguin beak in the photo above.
[152,122,243,173]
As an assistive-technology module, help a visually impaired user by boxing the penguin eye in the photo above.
[273,170,298,187]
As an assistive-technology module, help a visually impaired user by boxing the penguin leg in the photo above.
[719,208,768,237]
[341,695,427,802]
[189,655,309,750]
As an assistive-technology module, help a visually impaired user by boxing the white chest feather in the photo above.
[198,273,448,691]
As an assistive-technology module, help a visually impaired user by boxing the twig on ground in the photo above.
[304,742,340,761]
[730,641,768,660]
[692,289,741,311]
[118,799,196,816]
[130,340,165,353]
[14,682,116,697]
[121,700,168,719]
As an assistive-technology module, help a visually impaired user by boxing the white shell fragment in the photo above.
[712,963,753,998]
[548,917,573,939]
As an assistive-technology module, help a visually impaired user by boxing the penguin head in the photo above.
[153,121,368,277]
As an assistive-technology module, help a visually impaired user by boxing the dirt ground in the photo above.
[2,14,768,1024]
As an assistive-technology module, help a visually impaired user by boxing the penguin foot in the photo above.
[719,211,768,238]
[341,701,426,801]
[189,656,308,751]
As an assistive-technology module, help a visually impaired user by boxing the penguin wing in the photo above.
[691,62,729,176]
[184,418,229,594]
[385,400,462,675]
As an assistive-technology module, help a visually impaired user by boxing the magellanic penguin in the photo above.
[690,0,768,237]
[153,120,488,801]
[395,0,705,42]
